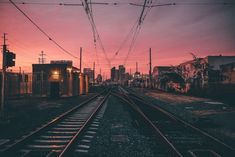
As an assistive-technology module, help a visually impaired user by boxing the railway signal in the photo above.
[1,33,16,119]
[6,51,16,67]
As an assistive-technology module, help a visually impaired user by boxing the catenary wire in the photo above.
[8,0,78,59]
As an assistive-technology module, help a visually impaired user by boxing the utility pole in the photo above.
[19,66,21,95]
[93,62,95,84]
[22,71,26,94]
[136,62,138,73]
[40,71,43,96]
[149,48,152,88]
[80,47,82,73]
[1,33,7,119]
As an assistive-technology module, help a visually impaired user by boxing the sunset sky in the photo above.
[0,0,235,78]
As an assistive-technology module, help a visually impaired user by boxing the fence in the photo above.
[0,72,32,98]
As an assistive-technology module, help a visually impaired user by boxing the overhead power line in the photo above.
[110,0,153,67]
[0,1,121,6]
[123,0,153,65]
[8,0,78,59]
[2,1,234,6]
[81,0,111,67]
[110,20,138,63]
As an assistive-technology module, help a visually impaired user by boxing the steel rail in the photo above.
[111,91,183,157]
[1,90,106,154]
[58,91,110,157]
[129,92,235,152]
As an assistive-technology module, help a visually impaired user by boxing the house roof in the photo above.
[153,66,172,71]
[220,62,235,68]
[178,58,204,66]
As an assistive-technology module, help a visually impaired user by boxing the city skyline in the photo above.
[0,0,235,78]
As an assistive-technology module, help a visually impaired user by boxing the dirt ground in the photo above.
[132,88,235,147]
[0,94,96,141]
[145,89,234,117]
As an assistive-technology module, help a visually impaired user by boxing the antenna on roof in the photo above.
[38,51,46,64]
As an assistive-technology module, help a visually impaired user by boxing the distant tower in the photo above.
[38,51,46,64]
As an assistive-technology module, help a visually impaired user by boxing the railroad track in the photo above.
[0,91,110,157]
[114,87,235,157]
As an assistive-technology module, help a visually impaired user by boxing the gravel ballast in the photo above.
[86,95,170,157]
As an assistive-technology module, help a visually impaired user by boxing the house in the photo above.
[177,55,235,89]
[152,66,184,92]
[154,55,235,93]
[220,62,235,84]
[32,60,84,97]
[152,66,172,78]
[152,66,173,89]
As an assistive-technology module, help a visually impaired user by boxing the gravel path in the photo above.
[86,95,170,157]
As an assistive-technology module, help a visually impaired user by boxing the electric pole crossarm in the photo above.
[130,3,173,8]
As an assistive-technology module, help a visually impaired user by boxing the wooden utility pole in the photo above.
[149,48,152,88]
[93,62,95,84]
[136,62,138,73]
[40,71,43,96]
[80,47,82,73]
[1,33,7,118]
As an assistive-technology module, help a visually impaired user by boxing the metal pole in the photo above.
[22,71,25,94]
[41,71,43,96]
[136,62,138,73]
[93,62,95,84]
[19,67,21,96]
[26,74,28,95]
[149,48,152,88]
[80,47,82,73]
[1,33,7,118]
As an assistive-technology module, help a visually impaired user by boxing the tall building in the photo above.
[111,67,116,81]
[119,65,125,82]
[115,69,119,81]
[110,65,126,83]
